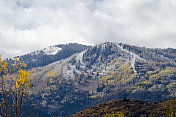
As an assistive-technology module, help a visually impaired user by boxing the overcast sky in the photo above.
[0,0,176,58]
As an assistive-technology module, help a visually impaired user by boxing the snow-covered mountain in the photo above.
[5,42,176,116]
[23,42,176,116]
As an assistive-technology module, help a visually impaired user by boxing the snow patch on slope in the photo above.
[75,50,86,64]
[117,44,145,72]
[43,46,62,55]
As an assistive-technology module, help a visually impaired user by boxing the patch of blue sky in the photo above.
[16,1,31,9]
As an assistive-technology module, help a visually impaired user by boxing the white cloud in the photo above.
[0,0,176,58]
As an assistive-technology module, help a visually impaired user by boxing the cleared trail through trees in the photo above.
[117,45,145,73]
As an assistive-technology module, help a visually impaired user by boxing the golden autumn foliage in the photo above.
[45,71,56,78]
[102,112,124,117]
[99,62,132,87]
[165,96,176,117]
[0,55,31,117]
[0,55,9,116]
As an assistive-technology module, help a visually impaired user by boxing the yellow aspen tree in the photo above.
[11,57,31,117]
[0,55,8,117]
[0,55,31,117]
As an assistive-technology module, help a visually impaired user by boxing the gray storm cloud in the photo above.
[0,0,176,58]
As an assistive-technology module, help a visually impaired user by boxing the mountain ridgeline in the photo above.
[5,43,90,69]
[3,42,176,116]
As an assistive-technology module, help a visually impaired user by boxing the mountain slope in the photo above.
[121,43,176,63]
[22,42,176,116]
[3,42,175,116]
[5,43,90,70]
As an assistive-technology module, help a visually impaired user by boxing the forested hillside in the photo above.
[71,98,173,117]
[1,42,176,116]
